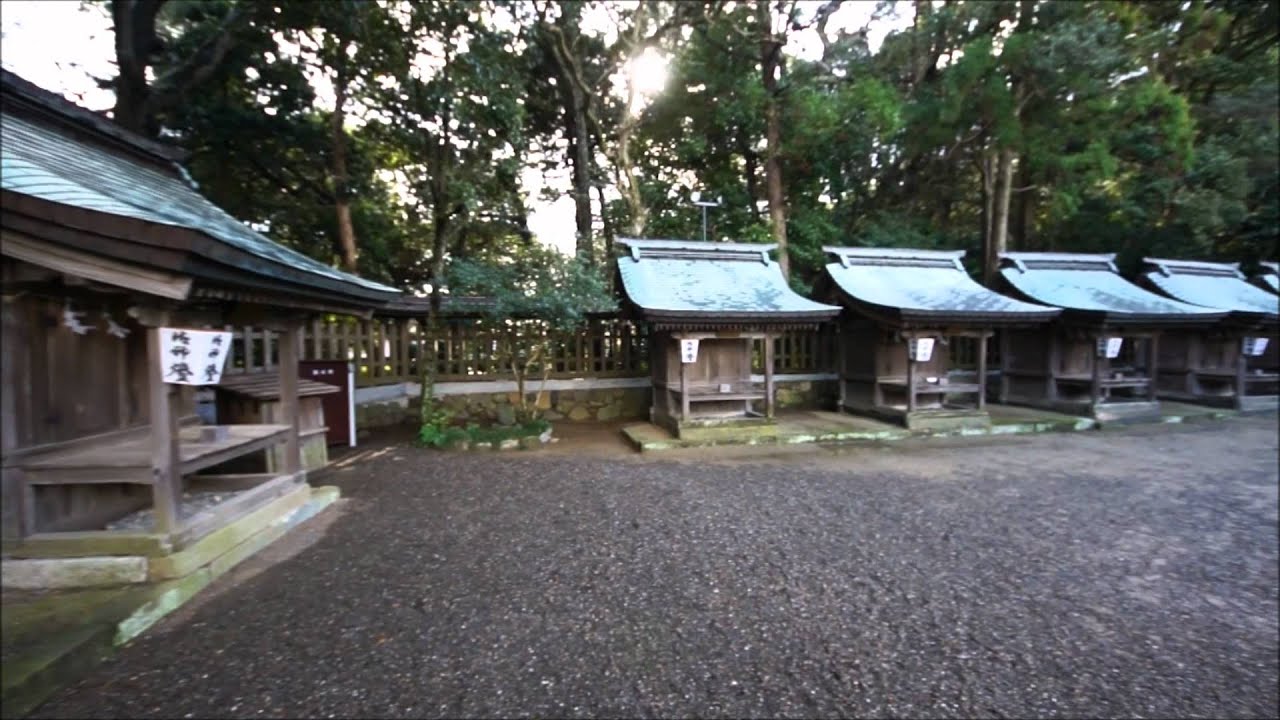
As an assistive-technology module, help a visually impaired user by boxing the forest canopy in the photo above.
[91,0,1278,291]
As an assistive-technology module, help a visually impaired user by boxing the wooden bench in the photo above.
[667,383,767,403]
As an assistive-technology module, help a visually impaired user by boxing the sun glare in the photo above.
[626,47,669,114]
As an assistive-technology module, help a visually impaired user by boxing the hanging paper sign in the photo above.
[160,328,232,385]
[1105,337,1123,359]
[680,338,700,364]
[908,337,935,362]
[1242,337,1269,357]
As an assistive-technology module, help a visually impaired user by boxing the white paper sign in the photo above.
[680,338,700,364]
[160,328,232,385]
[1105,337,1123,359]
[908,337,935,362]
[1243,337,1269,357]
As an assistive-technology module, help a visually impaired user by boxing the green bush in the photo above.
[417,417,551,449]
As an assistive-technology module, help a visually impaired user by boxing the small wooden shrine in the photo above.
[817,247,1060,429]
[615,238,839,438]
[993,252,1224,422]
[0,70,399,555]
[1137,258,1278,411]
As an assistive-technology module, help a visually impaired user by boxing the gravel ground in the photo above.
[29,415,1280,719]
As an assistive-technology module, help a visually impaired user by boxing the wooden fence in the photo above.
[221,315,840,387]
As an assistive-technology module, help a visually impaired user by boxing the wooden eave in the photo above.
[2,190,394,315]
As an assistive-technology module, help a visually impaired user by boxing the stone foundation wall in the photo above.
[353,378,836,431]
[441,387,651,425]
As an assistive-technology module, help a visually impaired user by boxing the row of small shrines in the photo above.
[0,69,1276,555]
[618,240,1278,436]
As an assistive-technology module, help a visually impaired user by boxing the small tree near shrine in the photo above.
[447,244,617,423]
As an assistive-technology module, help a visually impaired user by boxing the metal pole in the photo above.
[701,205,708,243]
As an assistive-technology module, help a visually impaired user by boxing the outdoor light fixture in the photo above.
[1096,337,1123,358]
[690,190,722,243]
[907,337,936,362]
[1242,336,1270,357]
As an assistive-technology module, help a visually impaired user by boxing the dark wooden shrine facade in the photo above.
[615,239,839,438]
[818,248,1059,429]
[0,70,398,550]
[994,253,1224,422]
[1137,258,1279,411]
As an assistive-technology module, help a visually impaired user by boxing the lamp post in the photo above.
[690,191,722,242]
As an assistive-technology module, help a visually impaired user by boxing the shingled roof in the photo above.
[997,252,1224,326]
[821,247,1060,327]
[0,70,399,311]
[1139,258,1278,323]
[615,238,840,330]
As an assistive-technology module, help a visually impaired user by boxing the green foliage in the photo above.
[416,418,551,449]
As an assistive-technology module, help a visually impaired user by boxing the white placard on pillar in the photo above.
[908,337,935,362]
[1105,337,1123,359]
[680,338,700,364]
[159,328,232,385]
[1243,337,1269,357]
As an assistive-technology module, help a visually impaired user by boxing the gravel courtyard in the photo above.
[29,416,1280,719]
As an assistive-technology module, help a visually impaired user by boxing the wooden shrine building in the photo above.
[817,247,1060,430]
[0,70,399,556]
[1136,258,1278,411]
[993,252,1223,422]
[615,239,840,438]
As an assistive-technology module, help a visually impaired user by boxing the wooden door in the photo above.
[300,360,351,447]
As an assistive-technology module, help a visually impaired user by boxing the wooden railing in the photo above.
[223,314,839,387]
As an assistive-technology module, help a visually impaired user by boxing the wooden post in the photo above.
[679,337,690,423]
[764,332,776,419]
[977,331,988,410]
[280,323,302,475]
[1234,335,1247,410]
[998,329,1011,404]
[837,322,848,410]
[906,335,917,412]
[1147,333,1160,402]
[1091,334,1103,408]
[146,325,181,534]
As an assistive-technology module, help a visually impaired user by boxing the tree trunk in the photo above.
[566,95,595,261]
[739,134,763,223]
[595,184,616,258]
[985,148,1015,286]
[758,1,789,277]
[331,52,359,272]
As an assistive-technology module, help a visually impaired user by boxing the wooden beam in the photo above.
[146,326,181,534]
[1091,335,1103,408]
[998,330,1010,404]
[1,229,193,300]
[279,324,302,475]
[977,331,988,411]
[764,333,776,419]
[679,338,690,423]
[906,335,917,413]
[1148,333,1160,402]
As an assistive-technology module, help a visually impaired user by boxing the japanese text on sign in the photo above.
[160,328,232,385]
[680,338,700,364]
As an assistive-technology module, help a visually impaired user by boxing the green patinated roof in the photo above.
[615,238,840,325]
[822,247,1060,324]
[998,252,1223,322]
[1140,258,1278,317]
[0,71,398,300]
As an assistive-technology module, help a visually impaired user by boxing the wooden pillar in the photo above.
[679,343,690,423]
[1147,333,1160,402]
[1091,334,1103,408]
[977,331,988,410]
[1234,335,1247,410]
[764,332,776,419]
[146,325,182,534]
[280,324,302,475]
[1046,331,1060,402]
[2,294,29,538]
[837,321,848,410]
[998,329,1010,404]
[906,335,917,413]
